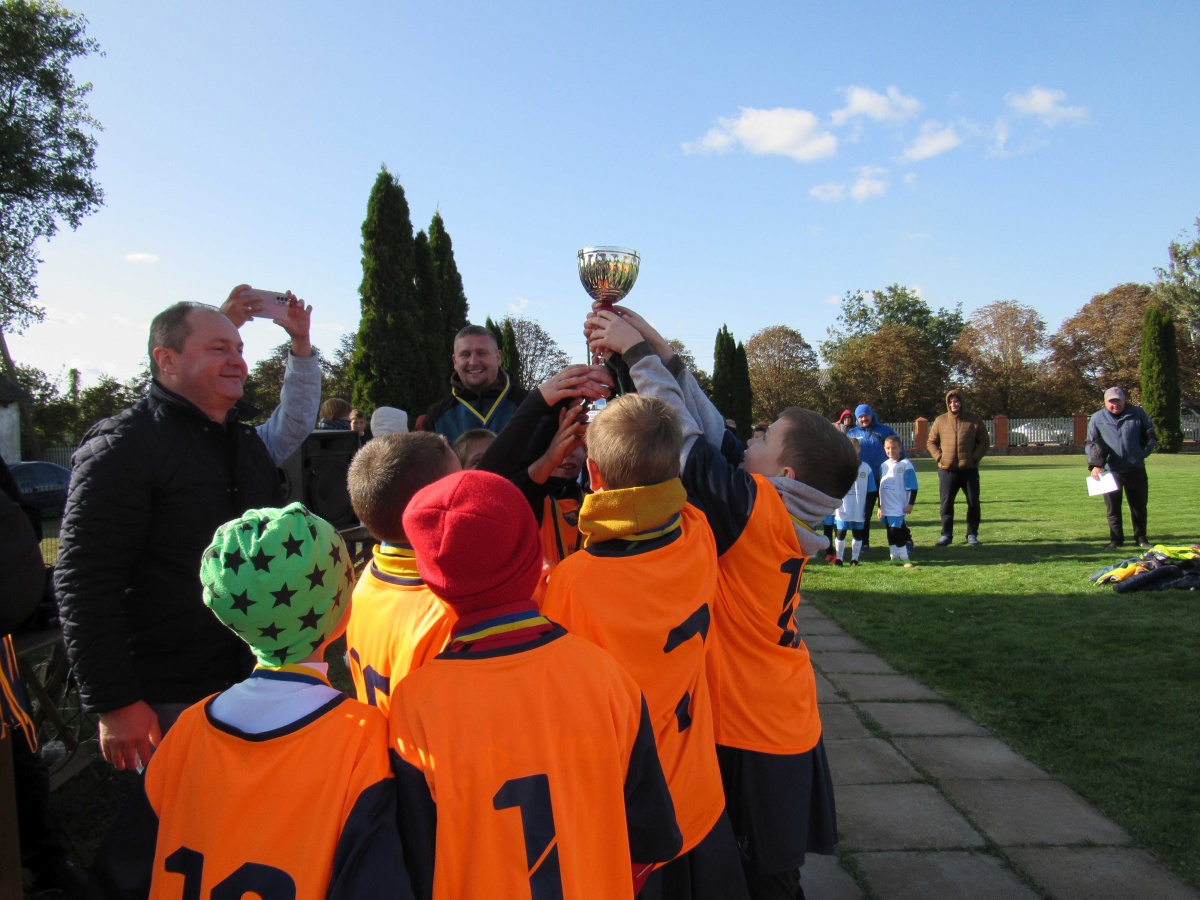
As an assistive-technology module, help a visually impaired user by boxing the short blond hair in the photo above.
[587,394,682,490]
[347,433,456,542]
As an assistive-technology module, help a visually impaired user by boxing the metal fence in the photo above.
[878,415,1200,447]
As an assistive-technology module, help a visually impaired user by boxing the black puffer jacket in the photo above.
[56,382,283,713]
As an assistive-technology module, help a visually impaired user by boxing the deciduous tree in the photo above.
[822,284,963,381]
[1048,283,1158,412]
[951,300,1054,416]
[502,316,569,387]
[668,338,711,395]
[745,325,820,421]
[0,0,103,334]
[824,324,945,421]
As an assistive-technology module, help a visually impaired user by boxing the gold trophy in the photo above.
[578,246,640,402]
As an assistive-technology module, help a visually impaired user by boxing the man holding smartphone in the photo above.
[56,285,321,775]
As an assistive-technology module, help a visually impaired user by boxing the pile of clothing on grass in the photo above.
[1091,544,1200,593]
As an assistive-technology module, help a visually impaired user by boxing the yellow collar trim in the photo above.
[452,373,511,426]
[579,478,687,546]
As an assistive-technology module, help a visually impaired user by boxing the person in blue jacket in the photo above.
[845,404,901,553]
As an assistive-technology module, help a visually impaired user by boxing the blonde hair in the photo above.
[587,394,682,490]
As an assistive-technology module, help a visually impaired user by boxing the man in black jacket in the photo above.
[55,289,320,772]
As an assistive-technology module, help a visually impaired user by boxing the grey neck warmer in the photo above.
[767,475,841,556]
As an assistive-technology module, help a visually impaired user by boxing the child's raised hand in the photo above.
[587,302,673,361]
[587,308,644,357]
[528,404,587,485]
[539,364,614,406]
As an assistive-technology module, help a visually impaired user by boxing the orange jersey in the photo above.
[706,474,821,754]
[540,494,581,569]
[346,543,455,718]
[542,503,725,855]
[390,627,681,900]
[145,694,404,900]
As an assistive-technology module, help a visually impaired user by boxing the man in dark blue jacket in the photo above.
[422,325,528,443]
[1087,386,1157,549]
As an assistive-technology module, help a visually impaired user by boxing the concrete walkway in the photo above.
[795,603,1199,900]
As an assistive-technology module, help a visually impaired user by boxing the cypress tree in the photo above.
[351,166,424,412]
[711,325,736,419]
[412,230,446,412]
[732,341,754,438]
[429,211,469,385]
[1142,307,1183,452]
[484,316,503,348]
[501,318,522,388]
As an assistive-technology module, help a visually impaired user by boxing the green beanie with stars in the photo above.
[200,502,355,668]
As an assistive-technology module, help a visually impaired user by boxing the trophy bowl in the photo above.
[578,246,640,310]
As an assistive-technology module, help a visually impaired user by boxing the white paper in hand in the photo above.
[1087,472,1119,496]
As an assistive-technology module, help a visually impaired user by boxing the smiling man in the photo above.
[55,289,321,775]
[422,324,528,443]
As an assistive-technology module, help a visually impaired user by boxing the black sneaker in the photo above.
[935,534,952,547]
[834,558,843,567]
[849,559,860,567]
[1136,538,1152,549]
[1104,541,1123,550]
[966,534,981,546]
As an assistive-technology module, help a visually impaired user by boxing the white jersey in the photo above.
[878,457,918,517]
[836,462,875,524]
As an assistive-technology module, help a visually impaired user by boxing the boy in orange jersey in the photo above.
[390,470,683,900]
[542,394,748,900]
[589,308,859,900]
[344,432,461,717]
[124,503,413,899]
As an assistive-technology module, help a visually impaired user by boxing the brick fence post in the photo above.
[994,414,1009,451]
[914,417,929,452]
[1073,411,1088,446]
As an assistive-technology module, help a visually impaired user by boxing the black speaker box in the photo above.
[278,431,359,528]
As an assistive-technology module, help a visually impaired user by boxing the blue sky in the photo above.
[11,0,1200,388]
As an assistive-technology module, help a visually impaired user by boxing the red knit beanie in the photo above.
[402,470,542,616]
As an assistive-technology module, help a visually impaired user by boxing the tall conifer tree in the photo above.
[501,318,522,388]
[1141,307,1183,452]
[429,211,469,385]
[732,341,754,438]
[711,325,736,420]
[411,230,446,412]
[350,166,424,412]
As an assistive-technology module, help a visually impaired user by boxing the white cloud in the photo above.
[831,85,922,126]
[990,117,1011,156]
[906,232,929,240]
[904,172,918,186]
[850,166,889,201]
[508,295,532,315]
[809,182,845,202]
[822,293,842,306]
[901,121,962,162]
[1006,87,1088,125]
[684,107,837,162]
[124,252,159,264]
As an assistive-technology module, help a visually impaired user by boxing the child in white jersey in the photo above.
[834,438,875,567]
[877,435,919,566]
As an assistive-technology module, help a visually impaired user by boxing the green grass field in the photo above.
[805,453,1200,888]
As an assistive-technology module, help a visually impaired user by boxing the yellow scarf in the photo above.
[578,478,688,546]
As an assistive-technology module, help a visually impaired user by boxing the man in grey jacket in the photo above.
[1086,386,1156,549]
